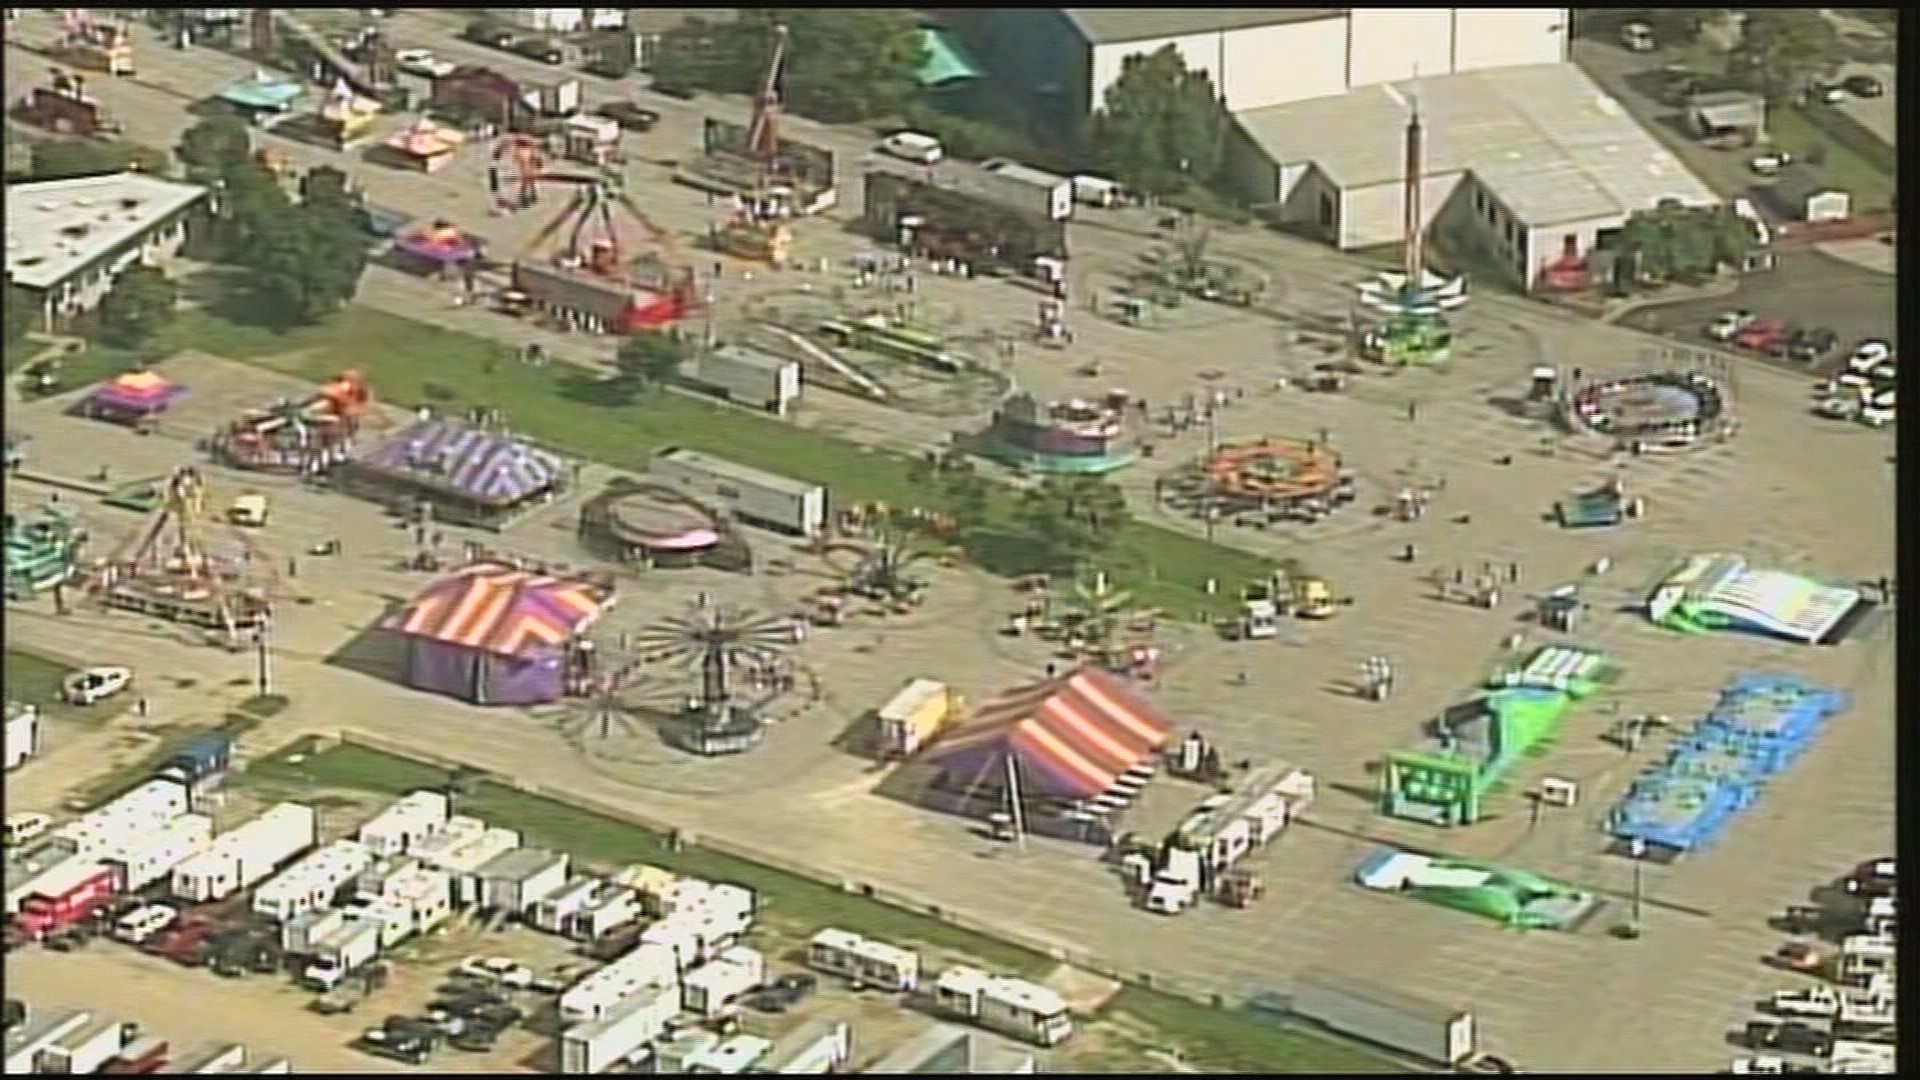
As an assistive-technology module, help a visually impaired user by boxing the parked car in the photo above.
[3,813,53,848]
[879,130,944,165]
[1706,309,1755,341]
[1843,857,1895,897]
[394,48,456,79]
[1733,318,1788,352]
[462,19,516,50]
[1749,151,1793,176]
[456,956,535,989]
[594,101,660,132]
[1842,74,1884,98]
[510,37,566,65]
[1744,1020,1833,1056]
[1788,327,1838,363]
[1845,340,1894,374]
[1807,82,1847,105]
[62,665,133,705]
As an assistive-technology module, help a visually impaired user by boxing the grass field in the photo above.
[4,648,131,726]
[117,303,1272,619]
[242,739,1405,1073]
[1767,105,1896,213]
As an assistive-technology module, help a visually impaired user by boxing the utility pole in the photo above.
[1203,402,1221,542]
[253,620,273,696]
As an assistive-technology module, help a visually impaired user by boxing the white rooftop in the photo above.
[5,172,208,291]
[1236,63,1720,228]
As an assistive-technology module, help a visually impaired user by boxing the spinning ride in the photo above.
[585,484,723,566]
[212,369,378,475]
[1203,438,1341,511]
[84,466,274,644]
[5,508,85,599]
[393,218,482,272]
[1352,98,1468,367]
[1567,370,1728,451]
[509,165,698,333]
[982,391,1133,475]
[632,600,795,756]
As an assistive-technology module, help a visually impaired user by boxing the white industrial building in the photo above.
[970,8,1568,131]
[1228,62,1720,288]
[4,172,208,331]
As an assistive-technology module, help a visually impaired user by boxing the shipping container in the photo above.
[108,814,213,892]
[649,448,827,538]
[559,942,681,1024]
[681,955,763,1018]
[36,1016,131,1074]
[253,839,375,922]
[528,876,602,934]
[356,791,450,857]
[1290,970,1476,1067]
[2,1008,90,1074]
[559,984,680,1074]
[762,1019,851,1074]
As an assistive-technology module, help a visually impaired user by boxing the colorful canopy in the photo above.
[358,418,564,507]
[219,71,303,111]
[384,561,610,657]
[394,221,481,266]
[385,118,464,158]
[88,369,186,415]
[928,667,1175,801]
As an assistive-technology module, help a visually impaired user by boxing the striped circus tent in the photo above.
[382,561,613,705]
[927,666,1176,802]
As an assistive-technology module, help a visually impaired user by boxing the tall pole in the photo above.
[1203,404,1220,542]
[1004,753,1027,852]
[253,621,272,696]
[1402,90,1425,285]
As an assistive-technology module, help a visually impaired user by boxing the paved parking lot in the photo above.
[1619,251,1897,361]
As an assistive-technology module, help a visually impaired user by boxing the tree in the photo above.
[614,330,689,387]
[1616,200,1751,289]
[4,284,38,355]
[176,115,252,173]
[96,264,179,347]
[299,165,370,236]
[1091,46,1229,198]
[247,208,369,324]
[30,139,168,181]
[651,11,925,124]
[1017,475,1131,570]
[1730,10,1841,104]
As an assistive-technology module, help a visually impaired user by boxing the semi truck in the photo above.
[171,802,317,903]
[11,862,119,940]
[1289,970,1477,1067]
[559,985,680,1074]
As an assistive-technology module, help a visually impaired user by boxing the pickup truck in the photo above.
[1769,986,1843,1019]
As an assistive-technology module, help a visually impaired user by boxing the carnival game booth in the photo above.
[212,370,374,475]
[391,219,483,274]
[919,667,1174,846]
[1647,553,1870,645]
[383,561,614,706]
[79,369,185,428]
[383,117,465,173]
[339,417,568,530]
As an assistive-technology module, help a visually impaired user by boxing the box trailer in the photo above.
[281,908,346,956]
[932,967,1073,1047]
[647,877,711,918]
[172,802,319,903]
[763,1019,852,1074]
[529,876,603,934]
[698,882,755,926]
[649,448,827,538]
[876,678,957,759]
[563,941,682,1024]
[807,928,921,991]
[682,957,760,1018]
[559,984,680,1074]
[301,914,383,990]
[7,845,89,914]
[108,814,213,892]
[37,1016,131,1074]
[5,703,40,770]
[1290,969,1476,1067]
[689,345,802,417]
[478,848,570,915]
[356,791,450,857]
[102,1036,171,1074]
[56,779,190,857]
[13,863,119,939]
[253,840,375,922]
[979,160,1075,221]
[3,1008,91,1073]
[168,1042,248,1073]
[567,887,643,942]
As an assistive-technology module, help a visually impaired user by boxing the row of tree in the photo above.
[651,10,926,125]
[908,450,1134,573]
[1613,199,1756,289]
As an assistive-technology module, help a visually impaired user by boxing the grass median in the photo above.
[117,303,1271,619]
[241,738,1405,1073]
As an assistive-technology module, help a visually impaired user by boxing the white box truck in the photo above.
[108,813,213,892]
[301,914,383,990]
[36,1016,130,1074]
[932,967,1074,1047]
[559,985,679,1074]
[1290,970,1476,1067]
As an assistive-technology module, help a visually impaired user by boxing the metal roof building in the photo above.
[4,172,208,330]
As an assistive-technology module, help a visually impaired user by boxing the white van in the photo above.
[879,131,943,166]
[115,903,180,945]
[1621,21,1656,52]
[1071,174,1122,208]
[3,812,52,847]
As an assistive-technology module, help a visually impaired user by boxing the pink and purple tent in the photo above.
[83,369,187,423]
[393,219,481,270]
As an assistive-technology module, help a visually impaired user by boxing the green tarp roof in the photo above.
[916,27,984,87]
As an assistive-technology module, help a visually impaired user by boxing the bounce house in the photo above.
[1355,846,1600,931]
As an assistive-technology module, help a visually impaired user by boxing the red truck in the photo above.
[11,865,120,941]
[102,1037,171,1074]
[1733,317,1788,353]
[145,918,216,966]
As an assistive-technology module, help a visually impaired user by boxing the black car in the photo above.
[1745,1020,1833,1056]
[595,101,660,132]
[511,38,566,65]
[1789,327,1838,362]
[1843,74,1884,98]
[463,19,517,50]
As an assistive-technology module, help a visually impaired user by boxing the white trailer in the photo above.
[419,826,521,908]
[807,928,920,991]
[560,942,680,1025]
[359,870,454,947]
[253,839,375,922]
[478,848,571,915]
[650,448,827,538]
[4,703,40,771]
[245,1057,293,1074]
[281,908,346,956]
[1172,762,1316,877]
[690,344,803,417]
[932,967,1074,1047]
[529,876,603,935]
[1291,969,1476,1067]
[685,1034,773,1075]
[763,1019,852,1074]
[171,1042,249,1073]
[407,816,484,865]
[650,877,713,918]
[356,790,450,857]
[169,802,316,904]
[559,985,680,1074]
[55,779,190,858]
[979,160,1074,221]
[107,813,213,892]
[681,957,759,1018]
[36,1016,130,1074]
[3,1008,91,1074]
[567,887,643,942]
[301,914,383,990]
[640,913,710,972]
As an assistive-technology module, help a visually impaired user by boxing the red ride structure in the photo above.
[212,369,381,476]
[508,167,698,333]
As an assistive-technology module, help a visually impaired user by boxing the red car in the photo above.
[1733,318,1788,352]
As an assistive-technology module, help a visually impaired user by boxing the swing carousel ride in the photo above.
[508,162,698,333]
[84,466,275,645]
[1009,572,1163,679]
[631,598,797,756]
[211,369,382,475]
[1353,97,1468,367]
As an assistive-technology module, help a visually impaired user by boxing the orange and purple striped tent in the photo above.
[927,666,1175,801]
[383,562,611,658]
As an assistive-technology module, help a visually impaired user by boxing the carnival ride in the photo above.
[80,369,186,429]
[979,391,1134,475]
[316,77,380,147]
[52,9,134,77]
[383,116,465,173]
[509,165,698,333]
[491,133,546,209]
[1005,572,1163,678]
[1355,847,1600,931]
[1567,370,1730,450]
[1199,439,1346,514]
[392,218,483,272]
[678,24,839,220]
[84,466,275,644]
[577,478,735,570]
[1352,100,1468,367]
[708,25,798,268]
[631,599,796,756]
[16,68,124,139]
[815,526,940,618]
[1646,553,1868,646]
[5,508,85,600]
[211,370,380,475]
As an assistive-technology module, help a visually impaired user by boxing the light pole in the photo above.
[1627,837,1646,936]
[253,621,272,697]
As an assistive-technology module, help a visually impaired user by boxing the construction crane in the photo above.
[743,24,789,199]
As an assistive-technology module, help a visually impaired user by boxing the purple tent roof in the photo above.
[87,370,187,415]
[358,417,564,507]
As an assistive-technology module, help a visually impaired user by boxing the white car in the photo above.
[62,665,133,706]
[1731,1056,1787,1075]
[1847,339,1893,372]
[3,812,53,848]
[395,49,456,79]
[1705,310,1754,341]
[878,131,944,166]
[1748,151,1793,176]
[457,956,536,988]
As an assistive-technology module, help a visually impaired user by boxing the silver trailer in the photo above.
[649,448,826,537]
[688,344,802,417]
[980,161,1075,221]
[1289,969,1476,1067]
